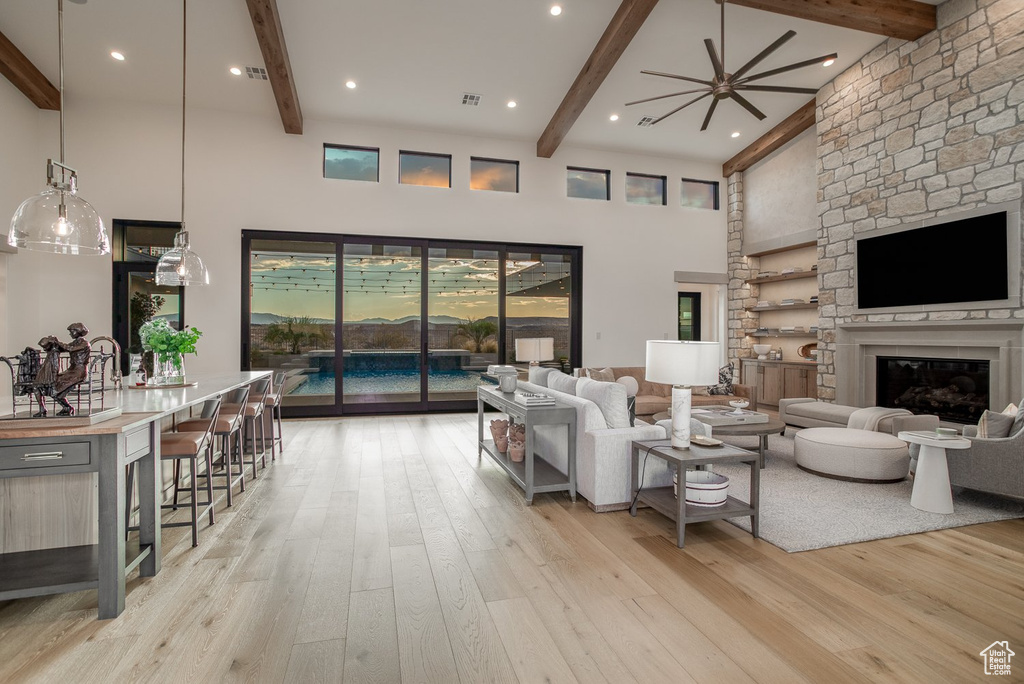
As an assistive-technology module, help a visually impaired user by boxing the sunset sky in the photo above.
[250,251,568,323]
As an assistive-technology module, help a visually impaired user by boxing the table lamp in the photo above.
[516,337,554,367]
[646,340,721,449]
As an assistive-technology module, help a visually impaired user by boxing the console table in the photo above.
[477,386,576,505]
[630,439,760,547]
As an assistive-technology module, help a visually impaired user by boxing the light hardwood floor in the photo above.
[1,413,1022,683]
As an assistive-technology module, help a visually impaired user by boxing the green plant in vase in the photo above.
[139,320,203,385]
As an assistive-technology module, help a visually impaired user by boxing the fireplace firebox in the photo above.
[875,356,989,423]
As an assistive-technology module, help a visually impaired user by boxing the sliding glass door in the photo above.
[242,231,581,417]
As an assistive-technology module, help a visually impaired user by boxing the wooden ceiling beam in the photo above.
[245,0,303,134]
[0,30,59,111]
[722,98,815,177]
[536,0,660,158]
[726,0,936,42]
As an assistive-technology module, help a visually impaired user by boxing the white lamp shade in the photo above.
[8,186,109,255]
[516,337,554,362]
[645,340,721,386]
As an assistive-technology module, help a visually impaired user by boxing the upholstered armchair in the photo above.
[944,424,1024,500]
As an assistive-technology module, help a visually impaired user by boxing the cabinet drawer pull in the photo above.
[22,451,64,461]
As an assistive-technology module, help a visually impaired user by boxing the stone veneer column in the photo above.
[726,173,759,364]
[814,0,1024,401]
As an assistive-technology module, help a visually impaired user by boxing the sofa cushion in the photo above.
[636,395,671,417]
[978,408,1015,438]
[787,401,857,423]
[547,372,579,395]
[528,366,558,387]
[585,367,616,382]
[576,377,630,429]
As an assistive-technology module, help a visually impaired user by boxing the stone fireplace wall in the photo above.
[814,0,1024,401]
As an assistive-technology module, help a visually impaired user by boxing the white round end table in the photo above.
[898,431,971,514]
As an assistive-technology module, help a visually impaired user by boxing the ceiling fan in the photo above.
[626,0,837,130]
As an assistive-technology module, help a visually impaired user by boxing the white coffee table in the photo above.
[898,431,971,514]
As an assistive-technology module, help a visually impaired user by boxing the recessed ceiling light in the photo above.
[822,58,835,67]
[731,131,741,138]
[229,66,242,76]
[550,5,562,15]
[507,100,517,108]
[110,51,125,61]
[609,114,619,121]
[345,80,357,89]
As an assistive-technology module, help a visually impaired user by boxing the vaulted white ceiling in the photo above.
[1,0,942,163]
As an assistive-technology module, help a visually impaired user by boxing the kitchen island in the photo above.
[0,371,270,619]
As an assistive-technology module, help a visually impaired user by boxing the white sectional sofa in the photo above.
[521,367,669,511]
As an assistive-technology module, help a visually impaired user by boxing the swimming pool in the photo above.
[290,369,485,395]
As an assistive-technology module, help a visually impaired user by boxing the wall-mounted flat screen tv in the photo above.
[856,211,1008,309]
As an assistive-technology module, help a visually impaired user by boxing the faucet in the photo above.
[89,336,123,390]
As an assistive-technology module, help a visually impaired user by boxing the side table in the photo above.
[477,387,577,505]
[898,430,971,514]
[629,439,760,547]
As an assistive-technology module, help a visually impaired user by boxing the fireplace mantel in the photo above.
[835,320,1024,411]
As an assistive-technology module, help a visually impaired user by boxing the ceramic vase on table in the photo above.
[489,419,509,452]
[508,422,526,444]
[508,439,525,462]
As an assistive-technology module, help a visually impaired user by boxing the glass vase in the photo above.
[155,353,186,386]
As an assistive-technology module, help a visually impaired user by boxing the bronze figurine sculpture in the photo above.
[33,322,92,417]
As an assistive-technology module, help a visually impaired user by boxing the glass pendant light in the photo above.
[156,0,208,287]
[8,0,109,256]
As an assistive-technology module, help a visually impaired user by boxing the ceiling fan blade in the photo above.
[729,91,767,120]
[700,98,719,132]
[652,92,712,125]
[641,70,714,87]
[736,85,820,94]
[730,30,796,81]
[704,38,725,80]
[625,88,709,107]
[735,53,838,84]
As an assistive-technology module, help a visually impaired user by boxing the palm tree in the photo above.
[264,316,323,354]
[455,317,497,352]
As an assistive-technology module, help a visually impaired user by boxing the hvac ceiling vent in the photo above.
[636,116,656,127]
[245,66,269,81]
[462,93,482,106]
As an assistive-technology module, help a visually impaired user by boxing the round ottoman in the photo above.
[794,427,910,483]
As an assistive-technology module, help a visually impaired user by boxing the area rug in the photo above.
[705,432,1024,553]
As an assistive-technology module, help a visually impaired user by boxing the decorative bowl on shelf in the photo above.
[752,344,771,360]
[797,343,818,360]
[728,399,750,414]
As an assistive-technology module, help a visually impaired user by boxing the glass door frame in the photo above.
[241,230,583,418]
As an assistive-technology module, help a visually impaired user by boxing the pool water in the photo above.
[290,370,485,395]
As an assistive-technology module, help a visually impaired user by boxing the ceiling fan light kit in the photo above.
[627,0,837,131]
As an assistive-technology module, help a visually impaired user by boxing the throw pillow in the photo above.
[576,377,630,429]
[977,409,1015,438]
[547,372,579,395]
[586,367,616,383]
[692,385,711,396]
[707,363,735,395]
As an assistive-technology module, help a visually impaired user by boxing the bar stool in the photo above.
[222,377,271,479]
[161,397,221,547]
[177,386,249,507]
[266,371,287,459]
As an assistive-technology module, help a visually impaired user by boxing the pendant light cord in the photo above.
[720,0,725,69]
[58,0,65,165]
[181,0,187,229]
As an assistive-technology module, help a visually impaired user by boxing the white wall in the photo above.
[743,127,817,245]
[0,77,42,359]
[5,97,728,371]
